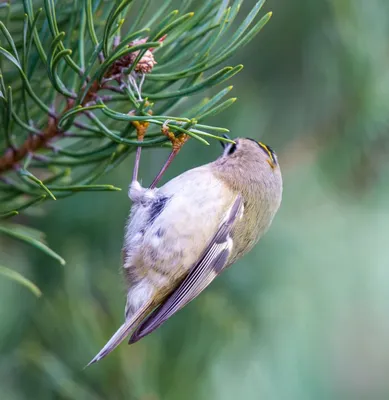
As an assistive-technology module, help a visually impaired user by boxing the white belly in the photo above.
[123,166,235,289]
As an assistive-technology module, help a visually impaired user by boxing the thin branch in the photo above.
[0,80,103,175]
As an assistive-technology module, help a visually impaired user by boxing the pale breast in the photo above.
[123,167,236,290]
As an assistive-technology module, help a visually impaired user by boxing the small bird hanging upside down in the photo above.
[88,135,282,366]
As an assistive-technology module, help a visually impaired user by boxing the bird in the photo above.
[87,137,282,366]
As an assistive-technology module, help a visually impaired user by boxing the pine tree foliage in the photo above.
[0,0,271,293]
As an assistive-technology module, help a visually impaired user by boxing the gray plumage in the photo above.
[87,138,282,366]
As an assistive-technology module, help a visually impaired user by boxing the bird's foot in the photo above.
[160,122,189,153]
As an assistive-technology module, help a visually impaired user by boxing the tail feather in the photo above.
[86,302,152,367]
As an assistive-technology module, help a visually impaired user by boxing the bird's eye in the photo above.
[227,143,237,155]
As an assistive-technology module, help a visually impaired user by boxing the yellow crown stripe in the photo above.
[258,142,275,163]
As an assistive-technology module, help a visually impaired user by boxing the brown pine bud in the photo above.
[105,36,166,81]
[129,49,156,74]
[128,38,157,74]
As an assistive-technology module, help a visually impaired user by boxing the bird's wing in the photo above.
[129,194,244,344]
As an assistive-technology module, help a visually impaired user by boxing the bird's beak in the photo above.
[220,134,231,149]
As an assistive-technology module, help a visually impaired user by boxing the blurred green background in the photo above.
[2,0,389,399]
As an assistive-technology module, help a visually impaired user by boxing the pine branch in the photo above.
[0,0,271,293]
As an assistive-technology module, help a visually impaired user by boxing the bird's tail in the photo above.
[86,301,152,367]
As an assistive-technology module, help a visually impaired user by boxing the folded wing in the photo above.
[129,194,244,343]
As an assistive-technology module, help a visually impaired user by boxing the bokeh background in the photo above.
[2,0,389,399]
